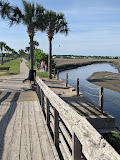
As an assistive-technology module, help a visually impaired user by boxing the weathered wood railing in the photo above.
[36,76,120,160]
[55,71,104,113]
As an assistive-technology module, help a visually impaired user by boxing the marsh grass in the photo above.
[102,131,120,154]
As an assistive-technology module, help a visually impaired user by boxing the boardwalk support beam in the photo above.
[99,87,103,113]
[66,73,68,87]
[54,108,59,149]
[72,133,82,160]
[76,78,79,96]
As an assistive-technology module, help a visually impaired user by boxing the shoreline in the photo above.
[87,72,120,93]
[55,58,120,92]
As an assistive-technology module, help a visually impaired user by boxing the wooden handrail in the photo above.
[36,76,120,160]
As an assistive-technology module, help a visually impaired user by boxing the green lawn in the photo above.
[36,72,49,78]
[26,61,49,78]
[0,58,20,76]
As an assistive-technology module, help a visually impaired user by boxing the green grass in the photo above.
[26,61,49,78]
[0,58,20,76]
[25,62,36,70]
[102,131,120,154]
[36,72,49,78]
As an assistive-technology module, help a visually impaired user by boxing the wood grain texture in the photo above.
[0,101,59,160]
[37,76,120,160]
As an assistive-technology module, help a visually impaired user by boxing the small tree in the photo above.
[34,49,48,66]
[0,41,6,65]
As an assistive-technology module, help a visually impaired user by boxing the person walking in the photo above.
[41,61,45,72]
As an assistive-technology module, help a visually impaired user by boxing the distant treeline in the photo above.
[53,55,120,59]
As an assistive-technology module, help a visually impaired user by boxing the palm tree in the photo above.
[29,40,39,49]
[25,46,30,54]
[0,0,46,80]
[18,49,24,58]
[0,1,12,19]
[33,40,39,49]
[0,41,6,65]
[4,45,9,59]
[25,46,30,60]
[44,10,69,79]
[5,45,10,60]
[11,49,15,58]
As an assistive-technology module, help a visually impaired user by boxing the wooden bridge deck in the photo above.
[41,77,115,132]
[0,100,59,160]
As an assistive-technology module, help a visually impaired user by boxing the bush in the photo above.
[33,49,56,69]
[34,49,48,66]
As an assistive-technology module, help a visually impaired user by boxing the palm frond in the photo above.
[9,6,23,26]
[0,1,12,19]
[45,10,69,38]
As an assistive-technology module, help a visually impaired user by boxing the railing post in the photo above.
[39,87,41,105]
[76,78,79,96]
[34,71,36,85]
[41,90,45,114]
[99,87,103,113]
[57,70,59,80]
[37,83,39,95]
[46,97,50,128]
[54,68,56,78]
[66,73,68,87]
[54,108,59,149]
[37,85,41,103]
[72,133,82,160]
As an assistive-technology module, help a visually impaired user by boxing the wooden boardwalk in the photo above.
[0,101,59,160]
[0,59,59,160]
[36,77,120,160]
[41,77,115,132]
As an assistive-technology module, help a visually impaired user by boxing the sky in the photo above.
[0,0,120,56]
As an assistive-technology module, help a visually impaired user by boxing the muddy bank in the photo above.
[55,58,120,72]
[87,72,120,93]
[56,60,113,72]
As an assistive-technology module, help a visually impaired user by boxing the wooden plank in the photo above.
[59,121,72,148]
[33,101,59,160]
[36,77,120,160]
[50,117,54,134]
[50,105,54,117]
[6,102,23,160]
[99,87,103,113]
[19,101,31,160]
[0,67,10,70]
[59,133,71,160]
[45,97,50,127]
[41,90,45,113]
[54,108,59,149]
[0,102,17,160]
[28,101,43,160]
[0,103,8,121]
[72,133,82,160]
[59,143,69,160]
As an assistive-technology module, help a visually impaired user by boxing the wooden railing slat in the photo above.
[36,77,120,160]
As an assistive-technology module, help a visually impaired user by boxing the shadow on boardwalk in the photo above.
[0,92,20,159]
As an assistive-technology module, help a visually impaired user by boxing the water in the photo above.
[59,63,120,126]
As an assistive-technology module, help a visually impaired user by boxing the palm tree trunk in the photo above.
[48,37,52,79]
[30,36,34,70]
[1,50,3,65]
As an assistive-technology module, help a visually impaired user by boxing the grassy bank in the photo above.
[55,58,120,73]
[55,60,113,72]
[0,58,20,76]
